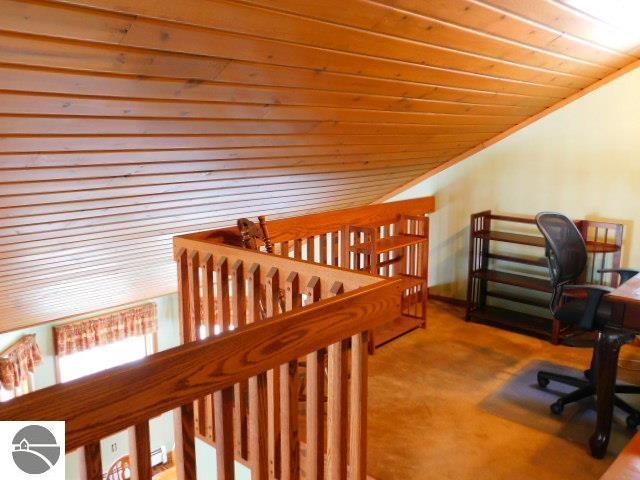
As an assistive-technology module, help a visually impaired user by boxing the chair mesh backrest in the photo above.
[535,212,587,288]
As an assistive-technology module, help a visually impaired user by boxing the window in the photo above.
[57,334,154,383]
[0,375,32,402]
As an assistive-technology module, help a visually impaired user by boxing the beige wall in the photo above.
[391,66,640,300]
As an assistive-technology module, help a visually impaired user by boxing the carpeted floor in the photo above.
[366,301,640,480]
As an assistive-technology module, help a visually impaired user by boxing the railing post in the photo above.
[350,331,368,480]
[78,442,102,480]
[266,267,281,479]
[248,264,269,480]
[280,272,301,480]
[327,282,348,480]
[174,404,196,480]
[232,260,249,460]
[305,276,324,480]
[129,422,152,480]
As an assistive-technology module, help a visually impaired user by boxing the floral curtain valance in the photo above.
[0,334,42,390]
[54,303,158,356]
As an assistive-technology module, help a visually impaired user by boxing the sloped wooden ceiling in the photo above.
[1,0,639,331]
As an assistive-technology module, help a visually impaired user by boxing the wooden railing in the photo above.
[0,241,400,480]
[180,197,434,353]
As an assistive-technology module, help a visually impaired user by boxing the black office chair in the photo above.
[535,212,640,428]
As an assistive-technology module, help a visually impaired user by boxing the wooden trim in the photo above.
[376,59,640,203]
[427,291,467,307]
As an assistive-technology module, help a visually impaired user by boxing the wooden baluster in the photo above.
[306,236,315,262]
[327,282,348,480]
[175,251,197,480]
[294,239,303,259]
[202,255,216,336]
[281,272,301,480]
[187,250,202,342]
[319,233,328,265]
[281,241,290,258]
[217,257,231,332]
[203,254,216,441]
[340,227,350,270]
[231,260,249,460]
[350,332,368,480]
[176,249,192,344]
[78,442,102,480]
[215,386,236,480]
[420,218,429,327]
[305,276,325,480]
[129,422,152,480]
[248,264,269,480]
[266,267,281,480]
[332,231,340,267]
[174,403,197,480]
[188,251,206,435]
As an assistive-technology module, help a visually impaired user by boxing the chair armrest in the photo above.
[562,284,615,330]
[598,268,640,284]
[563,284,615,293]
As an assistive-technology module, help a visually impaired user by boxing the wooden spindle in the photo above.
[327,282,348,480]
[188,251,206,435]
[294,239,303,259]
[332,231,340,266]
[306,236,315,262]
[281,241,290,258]
[78,442,102,480]
[247,264,269,480]
[216,256,231,332]
[174,403,197,480]
[266,267,281,479]
[319,233,328,265]
[187,250,201,341]
[129,422,152,480]
[176,249,191,344]
[281,272,301,480]
[214,387,236,480]
[231,260,249,460]
[305,276,325,480]
[202,254,215,336]
[349,332,368,480]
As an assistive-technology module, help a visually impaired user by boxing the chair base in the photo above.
[537,370,640,429]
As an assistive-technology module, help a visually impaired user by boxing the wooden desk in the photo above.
[590,275,640,458]
[601,432,640,479]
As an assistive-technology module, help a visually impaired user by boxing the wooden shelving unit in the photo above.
[348,215,429,353]
[466,211,623,344]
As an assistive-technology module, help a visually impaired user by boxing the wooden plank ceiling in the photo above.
[1,0,639,331]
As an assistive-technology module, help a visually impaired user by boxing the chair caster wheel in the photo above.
[626,415,640,430]
[537,373,550,389]
[551,401,564,415]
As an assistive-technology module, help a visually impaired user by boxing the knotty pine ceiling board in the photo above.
[0,0,638,331]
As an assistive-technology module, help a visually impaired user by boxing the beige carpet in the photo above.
[366,301,640,480]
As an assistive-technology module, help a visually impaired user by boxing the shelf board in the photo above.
[472,269,552,293]
[478,231,619,254]
[468,306,552,340]
[350,234,425,254]
[586,241,620,253]
[477,230,546,247]
[486,290,550,308]
[487,253,547,268]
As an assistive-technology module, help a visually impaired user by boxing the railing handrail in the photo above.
[177,196,435,245]
[0,278,401,452]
